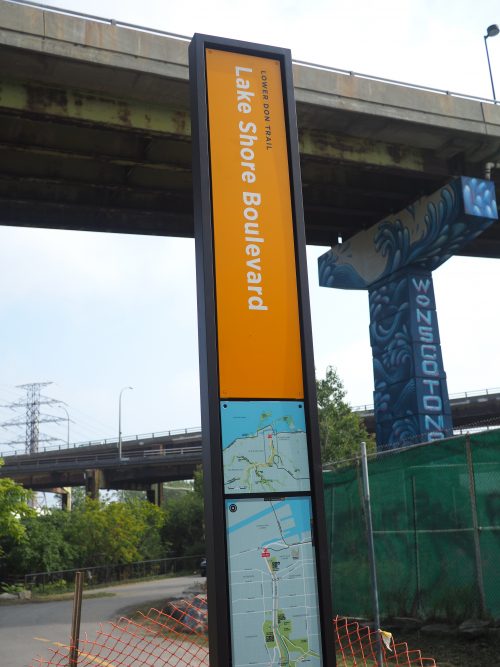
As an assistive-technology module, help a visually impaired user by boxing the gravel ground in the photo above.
[404,629,500,666]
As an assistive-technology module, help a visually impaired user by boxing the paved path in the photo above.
[0,575,202,667]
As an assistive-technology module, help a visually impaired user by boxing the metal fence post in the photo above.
[360,442,384,666]
[465,433,487,618]
[328,486,335,587]
[361,442,384,667]
[69,571,84,667]
[411,476,422,617]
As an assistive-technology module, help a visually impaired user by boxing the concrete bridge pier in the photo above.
[146,483,164,506]
[319,177,498,448]
[85,469,103,500]
[49,486,72,510]
[369,268,453,445]
[60,487,72,511]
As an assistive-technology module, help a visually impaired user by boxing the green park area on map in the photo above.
[225,496,322,666]
[221,400,311,494]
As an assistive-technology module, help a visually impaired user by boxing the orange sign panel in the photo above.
[206,48,304,399]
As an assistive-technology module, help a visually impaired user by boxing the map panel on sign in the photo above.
[226,496,322,667]
[221,400,311,494]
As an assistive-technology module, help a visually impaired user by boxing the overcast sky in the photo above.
[1,0,500,451]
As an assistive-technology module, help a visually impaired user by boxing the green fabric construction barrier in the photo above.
[323,430,500,620]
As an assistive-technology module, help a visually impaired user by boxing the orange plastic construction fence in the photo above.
[335,616,436,666]
[30,596,436,666]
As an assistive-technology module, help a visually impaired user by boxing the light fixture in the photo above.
[484,24,499,101]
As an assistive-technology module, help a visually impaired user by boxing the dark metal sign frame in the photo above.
[189,33,335,666]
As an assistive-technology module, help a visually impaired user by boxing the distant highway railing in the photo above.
[0,445,202,472]
[2,388,499,459]
[0,427,201,459]
[352,386,500,414]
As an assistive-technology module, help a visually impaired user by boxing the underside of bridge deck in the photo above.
[1,1,500,255]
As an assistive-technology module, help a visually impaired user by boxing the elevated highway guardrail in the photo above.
[0,428,203,490]
[1,388,498,491]
[353,387,500,432]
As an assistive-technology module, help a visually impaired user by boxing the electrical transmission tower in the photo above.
[1,382,67,454]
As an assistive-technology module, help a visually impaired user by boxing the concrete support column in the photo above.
[369,268,452,448]
[85,469,102,500]
[319,177,497,449]
[61,487,72,511]
[146,483,164,506]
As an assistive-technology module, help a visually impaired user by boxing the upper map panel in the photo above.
[221,400,311,494]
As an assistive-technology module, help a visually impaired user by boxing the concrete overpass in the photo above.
[1,0,500,255]
[0,429,202,503]
[1,389,498,499]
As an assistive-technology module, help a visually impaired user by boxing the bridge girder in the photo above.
[0,77,451,246]
[1,1,500,253]
[0,78,447,176]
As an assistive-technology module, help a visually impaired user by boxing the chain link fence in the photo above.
[323,429,500,622]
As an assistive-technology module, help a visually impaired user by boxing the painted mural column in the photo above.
[319,177,498,449]
[369,268,452,447]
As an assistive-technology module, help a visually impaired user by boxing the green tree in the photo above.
[5,510,76,575]
[68,498,166,566]
[162,467,204,557]
[193,466,203,496]
[1,477,169,576]
[122,496,167,560]
[0,462,34,567]
[316,366,375,463]
[115,489,147,503]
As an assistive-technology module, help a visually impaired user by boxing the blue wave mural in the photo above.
[318,177,498,291]
[318,177,495,449]
[370,269,452,447]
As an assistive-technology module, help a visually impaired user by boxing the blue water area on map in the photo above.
[282,497,312,540]
[220,400,306,450]
[227,500,287,533]
[226,496,313,547]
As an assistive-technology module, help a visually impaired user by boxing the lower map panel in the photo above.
[226,496,322,666]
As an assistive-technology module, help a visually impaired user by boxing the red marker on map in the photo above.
[261,548,270,558]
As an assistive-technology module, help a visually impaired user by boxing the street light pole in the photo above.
[484,24,499,101]
[118,386,133,461]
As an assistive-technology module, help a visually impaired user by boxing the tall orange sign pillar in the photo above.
[189,34,335,666]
